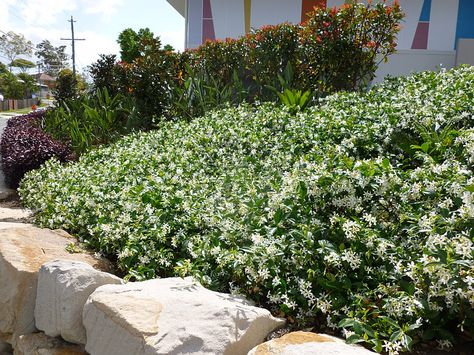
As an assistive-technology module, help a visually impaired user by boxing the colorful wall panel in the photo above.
[412,0,431,49]
[202,0,216,42]
[456,0,474,47]
[185,0,474,52]
[301,0,327,22]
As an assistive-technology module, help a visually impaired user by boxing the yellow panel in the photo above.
[244,0,251,33]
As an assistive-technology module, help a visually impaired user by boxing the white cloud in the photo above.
[74,30,120,69]
[160,29,185,52]
[0,0,184,69]
[19,0,78,26]
[80,0,125,22]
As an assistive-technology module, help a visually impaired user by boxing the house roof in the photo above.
[33,73,56,82]
[167,0,185,17]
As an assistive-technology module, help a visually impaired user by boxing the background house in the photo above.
[33,73,56,99]
[167,0,474,81]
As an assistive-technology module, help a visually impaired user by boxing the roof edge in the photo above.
[167,0,186,17]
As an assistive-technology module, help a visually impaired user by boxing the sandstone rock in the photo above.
[0,222,34,230]
[0,226,112,347]
[83,277,285,355]
[248,331,376,355]
[0,208,32,222]
[14,333,86,355]
[35,260,122,345]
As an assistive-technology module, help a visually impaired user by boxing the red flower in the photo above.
[367,41,376,48]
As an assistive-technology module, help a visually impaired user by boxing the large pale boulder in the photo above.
[83,277,285,355]
[0,226,112,347]
[14,333,87,355]
[0,222,34,230]
[247,331,376,355]
[0,207,32,222]
[35,260,122,345]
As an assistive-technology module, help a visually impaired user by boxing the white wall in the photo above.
[250,0,302,29]
[373,50,456,83]
[187,0,203,48]
[456,39,474,65]
[327,0,345,8]
[211,0,245,40]
[428,0,459,50]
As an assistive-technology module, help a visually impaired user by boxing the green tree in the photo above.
[0,71,37,99]
[53,68,86,103]
[0,62,8,74]
[10,58,36,73]
[35,40,69,77]
[0,31,33,68]
[17,72,38,96]
[117,28,161,63]
[89,54,127,96]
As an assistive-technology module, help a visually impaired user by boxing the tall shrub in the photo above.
[183,1,403,98]
[298,1,403,93]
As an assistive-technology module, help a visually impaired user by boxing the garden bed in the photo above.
[19,67,474,354]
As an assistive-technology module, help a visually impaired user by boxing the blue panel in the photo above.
[419,0,432,22]
[456,0,474,42]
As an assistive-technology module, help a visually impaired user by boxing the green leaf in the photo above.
[338,318,358,328]
[346,334,364,344]
[399,279,415,296]
[274,209,283,225]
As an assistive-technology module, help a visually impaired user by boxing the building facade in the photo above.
[167,0,474,80]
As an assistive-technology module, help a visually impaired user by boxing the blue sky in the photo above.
[0,0,185,72]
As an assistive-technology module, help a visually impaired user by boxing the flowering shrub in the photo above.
[182,1,402,102]
[20,67,474,353]
[298,1,402,92]
[0,111,73,188]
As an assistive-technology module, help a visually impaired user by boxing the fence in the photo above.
[0,98,39,112]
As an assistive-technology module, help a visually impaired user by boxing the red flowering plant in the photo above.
[245,23,300,100]
[297,0,403,94]
[186,38,247,90]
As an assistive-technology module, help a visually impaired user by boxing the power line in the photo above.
[61,16,85,79]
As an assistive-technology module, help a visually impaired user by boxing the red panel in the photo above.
[203,0,212,19]
[412,22,429,49]
[301,0,327,22]
[202,0,215,42]
[202,19,216,42]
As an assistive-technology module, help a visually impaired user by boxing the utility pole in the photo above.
[61,16,85,79]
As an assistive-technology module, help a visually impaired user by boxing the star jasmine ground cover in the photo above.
[19,67,474,353]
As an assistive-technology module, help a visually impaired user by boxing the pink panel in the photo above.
[412,22,429,49]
